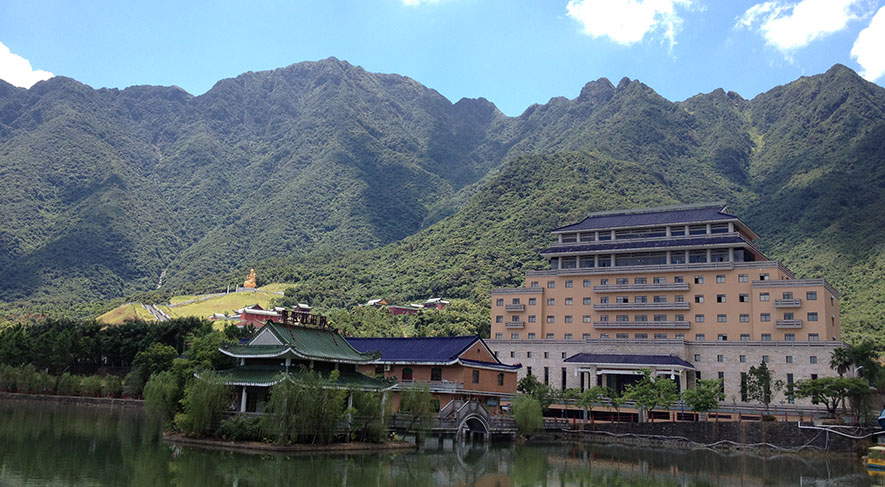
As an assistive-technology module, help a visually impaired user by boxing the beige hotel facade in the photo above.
[487,203,842,407]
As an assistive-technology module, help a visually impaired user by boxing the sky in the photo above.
[1,0,884,116]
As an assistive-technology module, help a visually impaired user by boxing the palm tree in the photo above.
[830,347,852,376]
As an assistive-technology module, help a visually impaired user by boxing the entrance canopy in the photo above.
[564,353,694,376]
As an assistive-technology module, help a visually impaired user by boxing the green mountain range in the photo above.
[1,60,883,343]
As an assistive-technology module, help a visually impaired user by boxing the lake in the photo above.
[0,400,879,486]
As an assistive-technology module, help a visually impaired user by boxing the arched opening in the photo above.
[459,414,490,442]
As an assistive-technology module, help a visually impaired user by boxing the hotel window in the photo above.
[527,333,536,339]
[695,314,705,323]
[783,292,793,299]
[565,297,574,305]
[583,279,592,287]
[808,333,819,341]
[718,334,728,341]
[600,297,609,303]
[583,315,591,323]
[690,251,708,263]
[635,333,648,339]
[671,252,686,264]
[527,367,532,376]
[531,281,539,288]
[598,254,612,267]
[616,315,629,322]
[717,314,727,323]
[694,275,704,284]
[760,292,770,302]
[786,355,793,364]
[808,312,818,321]
[546,316,554,323]
[635,314,648,322]
[811,374,818,380]
[671,226,686,236]
[528,315,536,323]
[711,250,729,262]
[654,295,667,303]
[762,333,771,341]
[694,354,701,361]
[600,279,609,285]
[599,315,609,322]
[583,333,591,339]
[762,355,769,363]
[634,277,647,284]
[529,298,536,305]
[695,334,705,341]
[616,278,628,285]
[497,373,504,386]
[740,355,747,363]
[785,333,795,341]
[431,367,442,381]
[547,281,555,288]
[760,313,770,322]
[695,295,704,303]
[496,316,503,323]
[600,333,609,338]
[635,296,648,303]
[513,298,521,305]
[784,312,795,320]
[716,274,726,283]
[561,233,577,243]
[740,314,750,323]
[402,368,414,381]
[810,356,818,364]
[580,256,595,268]
[654,277,666,284]
[710,223,729,234]
[561,257,577,269]
[472,370,480,384]
[496,298,504,306]
[741,334,750,341]
[495,333,503,339]
[689,225,707,235]
[807,291,817,300]
[544,352,549,358]
[741,373,748,402]
[564,333,573,339]
[511,333,519,339]
[494,351,498,358]
[510,351,515,358]
[675,314,685,321]
[675,333,685,339]
[583,297,592,305]
[547,333,554,339]
[527,351,532,358]
[739,294,749,303]
[716,294,726,303]
[654,333,667,339]
[547,298,555,305]
[674,276,684,283]
[675,295,685,302]
[654,314,667,322]
[616,333,628,339]
[565,280,573,288]
[717,354,724,362]
[564,315,573,323]
[760,273,770,281]
[616,296,629,303]
[739,274,748,283]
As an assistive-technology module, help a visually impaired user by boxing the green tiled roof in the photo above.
[221,345,289,357]
[259,322,377,363]
[213,366,394,391]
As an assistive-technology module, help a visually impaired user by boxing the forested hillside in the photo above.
[1,61,883,343]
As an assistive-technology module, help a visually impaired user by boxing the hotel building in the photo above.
[487,203,842,407]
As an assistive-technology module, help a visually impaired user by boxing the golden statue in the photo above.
[243,269,257,288]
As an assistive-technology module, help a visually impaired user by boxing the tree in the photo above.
[143,371,182,427]
[398,383,435,440]
[794,377,872,418]
[745,361,783,416]
[132,343,178,379]
[175,370,231,437]
[683,379,724,420]
[623,370,678,422]
[830,347,853,377]
[512,394,543,436]
[576,386,610,423]
[517,374,554,410]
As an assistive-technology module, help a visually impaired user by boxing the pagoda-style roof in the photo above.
[219,322,377,364]
[207,366,395,391]
[347,335,521,371]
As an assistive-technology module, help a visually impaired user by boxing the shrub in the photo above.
[56,373,80,396]
[218,414,264,442]
[144,371,181,426]
[0,365,15,391]
[80,376,104,397]
[123,369,146,398]
[177,371,231,437]
[512,394,543,436]
[102,375,124,398]
[15,364,37,393]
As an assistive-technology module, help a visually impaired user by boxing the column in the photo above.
[728,248,734,262]
[240,386,247,413]
[594,255,599,267]
[666,226,671,237]
[589,366,598,388]
[728,222,734,233]
[666,251,672,264]
[679,370,687,394]
[706,249,712,262]
[684,250,690,263]
[706,223,711,234]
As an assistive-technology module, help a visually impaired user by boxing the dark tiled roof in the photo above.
[459,359,521,371]
[564,353,694,368]
[347,336,481,363]
[211,366,394,390]
[554,204,736,233]
[241,322,376,363]
[540,235,746,255]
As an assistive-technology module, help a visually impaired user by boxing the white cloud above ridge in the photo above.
[851,6,885,82]
[566,0,693,48]
[0,41,53,88]
[737,0,868,52]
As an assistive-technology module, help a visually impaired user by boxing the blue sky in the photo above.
[1,0,883,116]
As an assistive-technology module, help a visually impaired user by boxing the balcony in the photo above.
[774,298,802,308]
[594,302,690,311]
[505,321,525,329]
[505,304,525,311]
[775,319,804,329]
[594,283,690,292]
[593,321,691,329]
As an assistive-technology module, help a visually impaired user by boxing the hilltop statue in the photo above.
[243,269,257,289]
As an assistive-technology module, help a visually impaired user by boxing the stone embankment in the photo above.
[0,391,143,408]
[163,433,416,454]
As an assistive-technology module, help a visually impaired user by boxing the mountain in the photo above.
[1,61,884,344]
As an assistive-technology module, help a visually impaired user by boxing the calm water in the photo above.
[0,401,879,487]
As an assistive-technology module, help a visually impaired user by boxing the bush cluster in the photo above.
[0,364,130,398]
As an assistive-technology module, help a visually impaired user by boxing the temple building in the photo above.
[488,202,842,407]
[215,319,394,413]
[348,336,520,414]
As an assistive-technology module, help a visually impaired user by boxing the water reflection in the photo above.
[0,401,878,487]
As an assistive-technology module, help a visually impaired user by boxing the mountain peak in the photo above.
[577,78,615,104]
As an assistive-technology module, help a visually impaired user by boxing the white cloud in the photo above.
[0,42,52,88]
[566,0,693,48]
[737,0,867,52]
[851,6,885,82]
